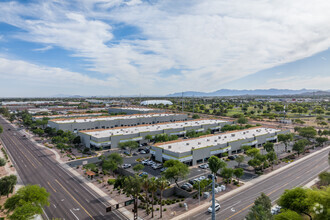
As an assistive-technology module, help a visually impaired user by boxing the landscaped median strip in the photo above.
[171,145,330,220]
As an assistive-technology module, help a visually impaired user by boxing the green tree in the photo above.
[118,141,139,155]
[315,137,328,147]
[4,184,50,220]
[292,139,308,156]
[141,176,150,215]
[122,176,143,220]
[298,127,317,141]
[156,177,168,219]
[233,168,244,184]
[278,187,312,219]
[274,210,302,220]
[0,157,6,167]
[267,151,277,170]
[246,193,273,220]
[248,158,262,173]
[264,142,274,153]
[0,175,17,197]
[318,171,330,186]
[192,114,200,119]
[0,125,3,134]
[235,155,245,167]
[73,136,81,145]
[144,135,153,143]
[102,153,123,176]
[237,116,248,125]
[163,160,189,187]
[278,133,293,152]
[246,148,260,158]
[241,145,252,153]
[149,177,158,218]
[132,164,144,173]
[220,168,234,185]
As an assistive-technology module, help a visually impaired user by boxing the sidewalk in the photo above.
[172,145,330,220]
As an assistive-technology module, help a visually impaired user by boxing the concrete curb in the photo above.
[172,145,330,220]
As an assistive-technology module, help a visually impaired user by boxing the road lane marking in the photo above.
[225,203,254,220]
[48,181,57,193]
[55,179,95,220]
[70,209,80,220]
[99,211,104,216]
[53,204,57,208]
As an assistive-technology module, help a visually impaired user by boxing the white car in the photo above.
[141,160,149,165]
[198,176,206,181]
[208,203,221,213]
[122,164,131,169]
[147,161,156,166]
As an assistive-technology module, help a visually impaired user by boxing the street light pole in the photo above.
[198,180,200,205]
[212,173,215,220]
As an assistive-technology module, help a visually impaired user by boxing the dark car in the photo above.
[189,179,196,185]
[228,156,236,160]
[208,174,217,180]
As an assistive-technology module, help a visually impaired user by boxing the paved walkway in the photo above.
[172,145,330,220]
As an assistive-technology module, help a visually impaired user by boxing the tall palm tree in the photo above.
[156,177,168,219]
[149,177,158,218]
[142,176,150,215]
[122,176,143,220]
[208,156,227,220]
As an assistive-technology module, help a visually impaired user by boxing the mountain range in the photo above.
[167,89,330,97]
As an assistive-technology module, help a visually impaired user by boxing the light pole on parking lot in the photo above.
[198,180,200,205]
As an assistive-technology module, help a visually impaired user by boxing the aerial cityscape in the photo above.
[0,1,329,220]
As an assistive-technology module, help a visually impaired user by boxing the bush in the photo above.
[163,208,167,212]
[156,208,159,211]
[179,203,183,207]
[107,179,116,185]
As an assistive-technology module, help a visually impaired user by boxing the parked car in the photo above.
[123,151,130,155]
[145,149,150,154]
[228,156,236,160]
[140,150,147,154]
[198,176,206,181]
[132,152,138,156]
[142,160,149,165]
[184,182,193,189]
[139,172,148,177]
[199,164,209,169]
[122,164,131,169]
[147,160,156,166]
[181,184,190,191]
[208,203,221,213]
[207,174,217,180]
[189,179,196,185]
[160,167,168,172]
[152,164,162,170]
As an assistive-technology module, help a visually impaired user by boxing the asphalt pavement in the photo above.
[0,117,128,220]
[185,146,329,220]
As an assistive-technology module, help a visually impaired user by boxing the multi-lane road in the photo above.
[187,146,329,220]
[0,116,127,220]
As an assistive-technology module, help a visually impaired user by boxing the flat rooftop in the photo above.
[154,127,280,153]
[111,107,156,111]
[34,113,104,119]
[51,113,180,124]
[81,119,226,138]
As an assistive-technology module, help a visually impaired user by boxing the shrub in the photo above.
[179,203,183,207]
[163,208,167,212]
[107,179,116,185]
[156,208,159,211]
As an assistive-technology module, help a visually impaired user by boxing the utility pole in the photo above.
[193,95,195,114]
[182,92,184,113]
[212,173,216,220]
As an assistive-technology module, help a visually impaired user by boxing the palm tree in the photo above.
[142,176,150,215]
[208,156,227,220]
[156,177,168,219]
[149,177,158,218]
[122,176,143,220]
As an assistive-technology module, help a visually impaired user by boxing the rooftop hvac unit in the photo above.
[168,145,171,149]
[214,140,217,142]
[198,142,201,145]
[207,139,210,141]
[218,136,221,139]
[186,143,189,145]
[231,134,235,137]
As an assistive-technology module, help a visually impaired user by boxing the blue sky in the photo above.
[0,0,329,97]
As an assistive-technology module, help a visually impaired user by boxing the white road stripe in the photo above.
[70,209,80,220]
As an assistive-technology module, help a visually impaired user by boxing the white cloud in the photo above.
[0,0,330,95]
[33,45,53,52]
